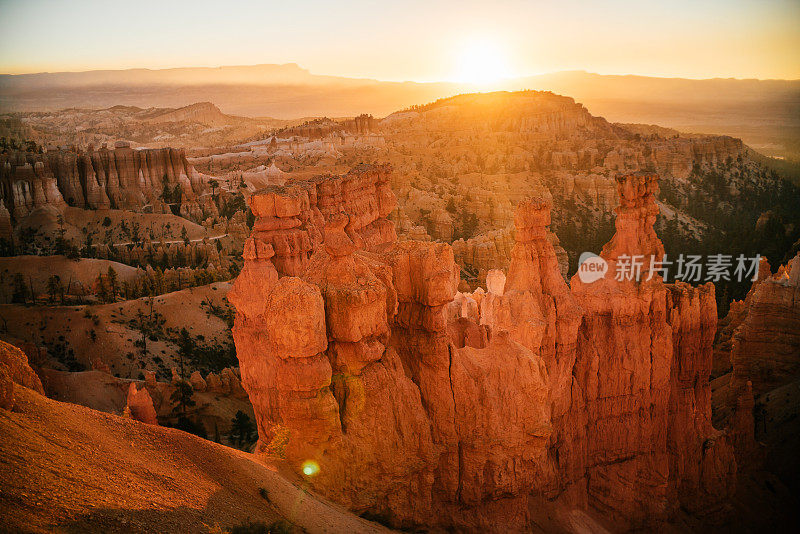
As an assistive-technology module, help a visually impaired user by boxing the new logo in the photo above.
[577,252,608,283]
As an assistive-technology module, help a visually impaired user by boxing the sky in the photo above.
[0,0,798,80]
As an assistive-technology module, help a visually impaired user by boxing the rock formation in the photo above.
[712,253,800,468]
[248,164,396,276]
[727,253,800,397]
[230,166,737,531]
[189,370,207,391]
[124,382,158,425]
[40,364,249,439]
[567,173,734,528]
[0,144,216,222]
[665,282,736,520]
[452,224,569,288]
[0,339,44,395]
[0,339,44,410]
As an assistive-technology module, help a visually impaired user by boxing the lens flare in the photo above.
[301,460,320,477]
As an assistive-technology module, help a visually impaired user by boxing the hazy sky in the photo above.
[1,0,798,80]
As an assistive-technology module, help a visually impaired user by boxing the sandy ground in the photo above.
[0,282,232,377]
[0,255,140,300]
[0,386,390,534]
[16,206,210,245]
[40,368,256,443]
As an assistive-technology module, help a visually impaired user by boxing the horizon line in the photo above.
[1,63,798,83]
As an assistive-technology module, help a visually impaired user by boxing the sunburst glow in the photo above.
[454,37,513,85]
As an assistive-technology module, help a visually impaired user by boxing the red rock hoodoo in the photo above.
[567,173,735,527]
[230,166,737,531]
[124,382,159,425]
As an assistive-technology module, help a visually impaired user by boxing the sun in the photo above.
[454,37,513,85]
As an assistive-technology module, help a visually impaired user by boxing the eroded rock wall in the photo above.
[712,253,800,467]
[0,144,215,221]
[248,164,396,277]
[565,174,735,528]
[230,166,737,531]
[728,254,800,397]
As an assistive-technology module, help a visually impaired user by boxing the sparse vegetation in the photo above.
[170,380,196,415]
[227,520,293,534]
[230,410,256,449]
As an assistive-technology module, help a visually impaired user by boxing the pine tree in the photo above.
[46,275,62,303]
[106,267,118,301]
[177,328,192,380]
[230,410,255,447]
[12,273,28,304]
[170,380,195,415]
[96,274,109,303]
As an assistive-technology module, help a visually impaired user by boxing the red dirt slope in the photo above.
[0,386,389,534]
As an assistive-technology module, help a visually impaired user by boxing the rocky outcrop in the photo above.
[463,197,586,520]
[0,144,216,222]
[666,282,736,519]
[728,253,800,397]
[0,339,44,410]
[0,365,12,410]
[231,199,558,528]
[189,370,207,391]
[712,253,800,469]
[0,157,65,219]
[0,339,44,395]
[567,173,735,528]
[124,382,158,425]
[712,257,771,377]
[249,164,396,276]
[230,167,737,531]
[230,211,438,525]
[0,202,12,241]
[559,172,618,211]
[452,225,569,288]
[478,199,582,479]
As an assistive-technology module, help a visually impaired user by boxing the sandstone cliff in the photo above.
[229,166,738,531]
[727,254,800,397]
[247,164,396,276]
[0,144,216,222]
[712,253,800,472]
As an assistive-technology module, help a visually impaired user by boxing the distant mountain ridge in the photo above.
[1,64,798,158]
[140,101,245,127]
[0,63,332,88]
